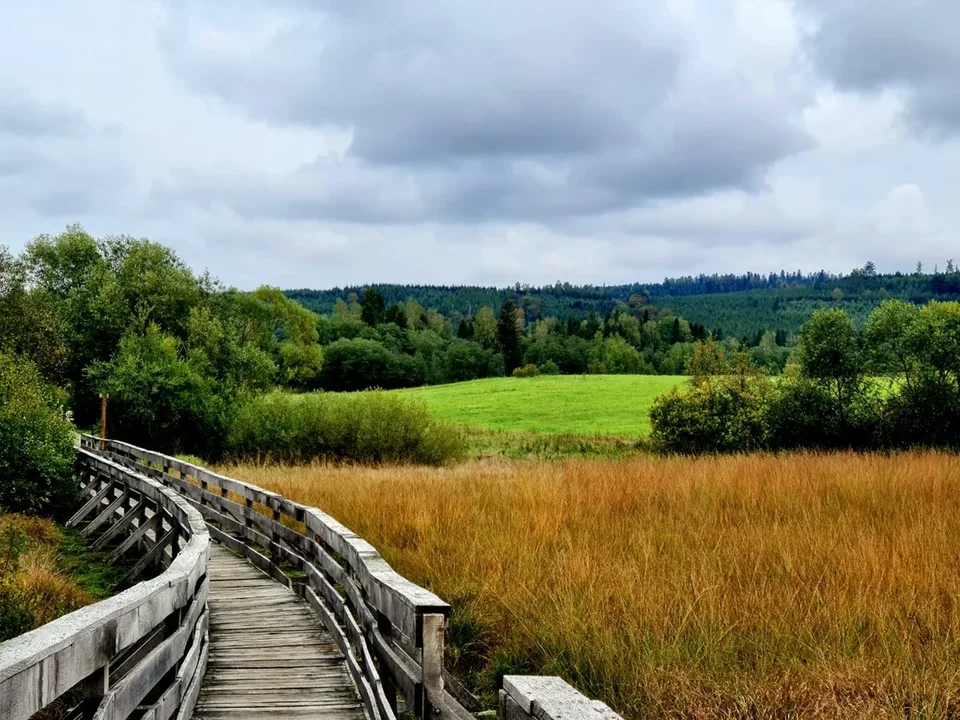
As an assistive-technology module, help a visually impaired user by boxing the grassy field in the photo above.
[217,452,960,719]
[392,375,685,436]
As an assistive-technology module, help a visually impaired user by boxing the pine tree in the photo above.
[383,302,408,328]
[457,318,474,339]
[498,300,522,373]
[360,288,386,326]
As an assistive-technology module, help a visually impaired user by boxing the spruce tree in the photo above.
[383,302,408,328]
[498,300,522,373]
[360,288,386,326]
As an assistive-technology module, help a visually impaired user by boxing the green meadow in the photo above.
[392,375,685,437]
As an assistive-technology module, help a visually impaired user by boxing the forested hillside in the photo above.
[287,262,960,341]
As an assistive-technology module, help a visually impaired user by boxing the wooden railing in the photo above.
[83,436,471,720]
[0,449,210,720]
[79,436,624,720]
[500,676,621,720]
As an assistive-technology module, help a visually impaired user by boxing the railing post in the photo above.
[243,497,254,545]
[377,611,399,715]
[80,665,109,707]
[270,504,281,568]
[420,613,445,719]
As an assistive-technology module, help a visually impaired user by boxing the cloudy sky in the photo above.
[1,1,957,289]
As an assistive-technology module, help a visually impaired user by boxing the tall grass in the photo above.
[0,514,92,641]
[215,452,960,719]
[225,390,466,465]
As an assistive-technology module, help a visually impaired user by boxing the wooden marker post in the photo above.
[100,394,108,451]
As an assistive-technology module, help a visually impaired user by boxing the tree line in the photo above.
[310,285,793,392]
[287,260,960,338]
[0,226,464,492]
[650,300,960,453]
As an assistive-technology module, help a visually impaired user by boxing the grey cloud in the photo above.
[0,89,133,219]
[801,0,960,135]
[154,1,809,224]
[0,86,87,138]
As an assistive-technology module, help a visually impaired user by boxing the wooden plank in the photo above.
[193,544,365,720]
[502,676,623,720]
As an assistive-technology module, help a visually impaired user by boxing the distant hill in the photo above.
[286,268,960,340]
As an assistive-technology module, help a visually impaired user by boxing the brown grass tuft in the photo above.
[216,452,960,719]
[0,514,61,546]
[14,546,92,626]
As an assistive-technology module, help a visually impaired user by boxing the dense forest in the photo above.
[288,261,960,341]
[0,225,468,505]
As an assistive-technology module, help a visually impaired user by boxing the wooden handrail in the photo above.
[0,450,210,720]
[79,436,625,720]
[82,435,468,720]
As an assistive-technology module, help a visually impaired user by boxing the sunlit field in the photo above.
[391,375,685,436]
[216,452,960,719]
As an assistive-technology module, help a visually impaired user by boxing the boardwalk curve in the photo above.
[194,544,365,720]
[0,436,623,720]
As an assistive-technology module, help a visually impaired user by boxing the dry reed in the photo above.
[215,452,960,719]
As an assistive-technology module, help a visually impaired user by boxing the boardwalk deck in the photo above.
[193,543,368,720]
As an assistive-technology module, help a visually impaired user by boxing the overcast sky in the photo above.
[1,1,958,289]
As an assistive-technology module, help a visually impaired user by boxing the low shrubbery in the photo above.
[225,390,466,465]
[0,515,92,641]
[0,352,77,518]
[651,301,960,454]
[511,364,540,378]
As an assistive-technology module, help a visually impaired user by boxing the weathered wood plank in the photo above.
[502,676,623,720]
[193,544,365,720]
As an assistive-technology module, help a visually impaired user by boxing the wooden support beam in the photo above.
[90,495,140,551]
[106,512,161,566]
[82,488,130,537]
[114,526,177,589]
[67,479,115,528]
[420,613,445,720]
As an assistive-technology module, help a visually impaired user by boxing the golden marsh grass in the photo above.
[215,452,960,719]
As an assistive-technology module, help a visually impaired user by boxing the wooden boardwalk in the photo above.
[193,543,368,720]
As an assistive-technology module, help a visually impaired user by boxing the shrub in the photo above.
[512,364,540,378]
[650,382,769,454]
[883,377,960,449]
[226,390,466,466]
[540,360,561,375]
[650,343,770,454]
[320,338,425,391]
[0,352,77,517]
[443,340,501,383]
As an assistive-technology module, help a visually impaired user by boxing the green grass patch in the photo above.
[57,526,129,599]
[392,375,685,437]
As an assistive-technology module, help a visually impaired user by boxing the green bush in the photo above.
[226,390,466,465]
[883,378,960,449]
[0,352,77,517]
[512,364,540,378]
[539,360,561,375]
[319,338,425,391]
[650,382,769,454]
[649,342,771,454]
